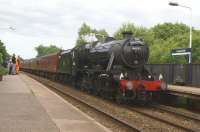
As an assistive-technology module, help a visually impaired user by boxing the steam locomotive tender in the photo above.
[21,32,167,103]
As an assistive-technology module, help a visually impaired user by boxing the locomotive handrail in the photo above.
[106,52,115,71]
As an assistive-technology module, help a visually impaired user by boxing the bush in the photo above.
[0,53,3,65]
[0,65,7,75]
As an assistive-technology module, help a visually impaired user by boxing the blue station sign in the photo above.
[171,48,192,56]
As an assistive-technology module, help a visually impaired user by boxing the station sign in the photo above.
[171,48,192,56]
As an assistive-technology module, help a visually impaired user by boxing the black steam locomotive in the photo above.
[21,32,167,103]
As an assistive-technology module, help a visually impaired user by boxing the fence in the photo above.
[145,64,200,87]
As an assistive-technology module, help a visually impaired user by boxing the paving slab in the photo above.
[20,74,111,132]
[0,75,59,132]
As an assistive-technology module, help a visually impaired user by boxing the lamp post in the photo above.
[169,2,192,64]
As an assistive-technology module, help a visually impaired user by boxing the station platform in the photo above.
[168,85,200,99]
[0,74,111,132]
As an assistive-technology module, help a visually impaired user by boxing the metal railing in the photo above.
[145,64,200,87]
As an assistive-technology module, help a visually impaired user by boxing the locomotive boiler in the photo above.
[76,32,148,70]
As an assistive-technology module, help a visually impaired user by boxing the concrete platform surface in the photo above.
[0,74,111,132]
[168,85,200,96]
[0,75,59,132]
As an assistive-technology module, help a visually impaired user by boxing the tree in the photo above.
[75,23,92,47]
[35,44,61,57]
[0,53,3,65]
[112,22,200,64]
[113,22,153,45]
[0,40,9,64]
[78,23,93,36]
[0,52,7,75]
[94,29,109,42]
[114,23,148,37]
[75,23,109,47]
[152,23,189,40]
[148,30,200,64]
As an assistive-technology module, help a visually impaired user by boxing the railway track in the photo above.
[151,104,200,122]
[25,73,200,132]
[126,106,198,132]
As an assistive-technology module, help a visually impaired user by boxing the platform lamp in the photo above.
[169,2,192,64]
[0,26,15,31]
[9,26,16,31]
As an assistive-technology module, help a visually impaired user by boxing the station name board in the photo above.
[171,48,192,56]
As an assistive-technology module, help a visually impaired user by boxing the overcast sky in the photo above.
[0,0,199,59]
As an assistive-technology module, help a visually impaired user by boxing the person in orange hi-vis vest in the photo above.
[16,56,20,74]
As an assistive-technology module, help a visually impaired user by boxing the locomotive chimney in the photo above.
[122,31,133,39]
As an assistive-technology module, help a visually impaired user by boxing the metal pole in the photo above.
[189,8,192,49]
[179,5,192,64]
[189,9,193,83]
[189,8,192,64]
[169,2,192,63]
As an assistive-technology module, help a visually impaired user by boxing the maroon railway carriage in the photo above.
[22,52,61,79]
[37,53,60,72]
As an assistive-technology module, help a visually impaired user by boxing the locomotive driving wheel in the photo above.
[137,86,152,103]
[116,89,124,104]
[96,74,115,99]
[99,77,109,98]
[80,73,92,93]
